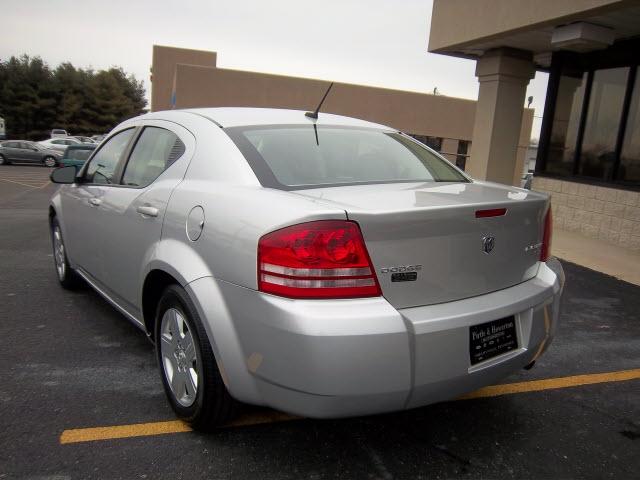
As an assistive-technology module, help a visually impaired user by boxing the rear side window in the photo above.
[85,129,135,184]
[122,127,184,187]
[227,126,467,189]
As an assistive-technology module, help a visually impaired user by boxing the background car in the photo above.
[521,172,534,190]
[50,129,69,138]
[59,144,96,167]
[38,137,81,152]
[90,134,106,143]
[70,136,97,144]
[0,140,62,166]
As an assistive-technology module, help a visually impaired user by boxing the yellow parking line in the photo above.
[60,420,192,444]
[60,410,298,445]
[460,367,640,399]
[59,368,640,445]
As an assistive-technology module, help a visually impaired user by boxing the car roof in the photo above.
[143,107,392,130]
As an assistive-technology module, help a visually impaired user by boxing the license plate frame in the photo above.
[469,316,518,366]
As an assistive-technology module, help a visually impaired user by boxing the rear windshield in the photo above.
[65,149,93,160]
[226,125,467,190]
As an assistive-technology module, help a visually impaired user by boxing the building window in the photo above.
[408,134,442,152]
[545,71,587,176]
[618,75,640,183]
[538,42,640,189]
[579,67,629,180]
[456,140,470,170]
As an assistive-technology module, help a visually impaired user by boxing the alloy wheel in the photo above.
[44,157,56,167]
[53,225,66,281]
[160,308,200,407]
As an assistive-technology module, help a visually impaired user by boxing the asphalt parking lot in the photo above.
[1,164,639,479]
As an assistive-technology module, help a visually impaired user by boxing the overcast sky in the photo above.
[1,0,547,138]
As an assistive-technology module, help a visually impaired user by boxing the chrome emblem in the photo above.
[482,235,495,254]
[380,264,422,274]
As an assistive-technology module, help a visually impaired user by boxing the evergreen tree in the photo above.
[0,55,147,139]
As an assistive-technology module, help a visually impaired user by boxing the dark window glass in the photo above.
[233,126,467,188]
[456,140,470,170]
[619,73,640,183]
[409,134,442,152]
[545,71,588,176]
[85,129,134,184]
[122,127,183,187]
[579,67,629,180]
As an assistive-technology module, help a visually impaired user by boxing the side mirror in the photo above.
[50,165,78,184]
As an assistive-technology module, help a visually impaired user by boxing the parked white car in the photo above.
[70,136,97,144]
[39,137,81,152]
[49,108,564,431]
[50,129,69,139]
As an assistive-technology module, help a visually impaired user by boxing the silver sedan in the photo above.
[49,108,564,431]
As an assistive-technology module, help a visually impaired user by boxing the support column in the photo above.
[468,48,535,185]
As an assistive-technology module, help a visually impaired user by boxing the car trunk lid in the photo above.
[292,181,549,308]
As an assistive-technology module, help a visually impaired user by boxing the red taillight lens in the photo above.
[258,220,382,299]
[540,207,552,262]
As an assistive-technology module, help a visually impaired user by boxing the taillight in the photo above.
[540,207,552,262]
[258,220,381,299]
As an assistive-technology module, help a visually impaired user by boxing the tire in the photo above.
[0,154,8,165]
[155,284,239,431]
[51,216,81,289]
[43,156,57,167]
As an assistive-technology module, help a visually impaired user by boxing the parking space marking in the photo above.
[60,411,298,444]
[0,177,44,189]
[59,368,640,445]
[460,367,640,399]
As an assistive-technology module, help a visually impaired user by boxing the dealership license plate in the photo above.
[469,316,518,365]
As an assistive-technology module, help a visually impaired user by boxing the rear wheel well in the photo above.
[142,270,180,340]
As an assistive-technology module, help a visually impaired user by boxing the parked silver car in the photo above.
[0,140,62,166]
[49,108,564,430]
[39,137,82,152]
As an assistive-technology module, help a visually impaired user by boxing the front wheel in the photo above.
[43,156,57,167]
[51,217,80,289]
[0,154,8,165]
[155,285,239,431]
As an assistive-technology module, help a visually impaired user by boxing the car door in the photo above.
[3,141,22,161]
[59,128,136,283]
[19,142,41,163]
[96,122,194,317]
[50,140,68,152]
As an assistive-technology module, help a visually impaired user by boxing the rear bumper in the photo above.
[187,258,564,418]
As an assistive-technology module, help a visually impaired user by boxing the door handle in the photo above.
[88,198,102,207]
[137,205,159,217]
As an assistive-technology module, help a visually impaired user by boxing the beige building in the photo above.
[429,0,640,252]
[150,45,533,185]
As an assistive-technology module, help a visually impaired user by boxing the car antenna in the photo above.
[305,82,334,120]
[306,82,333,146]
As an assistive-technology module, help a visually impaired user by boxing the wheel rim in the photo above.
[160,308,199,407]
[53,226,66,281]
[44,157,55,167]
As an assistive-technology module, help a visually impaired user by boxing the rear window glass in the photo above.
[227,126,467,189]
